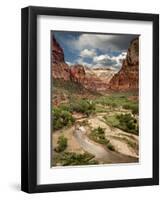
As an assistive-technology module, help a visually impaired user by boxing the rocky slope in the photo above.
[69,65,115,91]
[109,38,139,91]
[52,36,70,81]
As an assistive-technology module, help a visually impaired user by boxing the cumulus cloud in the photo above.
[70,34,137,51]
[93,51,127,69]
[80,49,97,58]
[66,51,127,70]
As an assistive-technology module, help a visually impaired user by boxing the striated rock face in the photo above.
[52,36,65,63]
[52,36,70,81]
[109,38,139,91]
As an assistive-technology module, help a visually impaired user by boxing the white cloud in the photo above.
[93,51,127,69]
[66,51,127,70]
[93,54,111,63]
[80,49,96,58]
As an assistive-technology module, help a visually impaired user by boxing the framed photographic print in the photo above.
[21,6,159,193]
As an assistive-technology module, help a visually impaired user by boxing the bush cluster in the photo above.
[54,152,98,166]
[123,104,138,115]
[95,95,139,115]
[90,127,108,144]
[116,113,138,134]
[55,135,68,152]
[70,99,95,116]
[52,107,75,131]
[104,113,138,135]
[90,127,115,151]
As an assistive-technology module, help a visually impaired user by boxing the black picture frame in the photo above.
[21,6,159,193]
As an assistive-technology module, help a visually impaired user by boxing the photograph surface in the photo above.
[51,31,139,167]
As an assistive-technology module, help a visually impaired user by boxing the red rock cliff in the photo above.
[51,35,108,91]
[109,38,139,91]
[52,36,70,81]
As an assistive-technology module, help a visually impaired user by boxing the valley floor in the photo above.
[52,108,139,166]
[52,80,139,166]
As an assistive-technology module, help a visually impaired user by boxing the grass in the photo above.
[104,113,139,135]
[53,152,98,166]
[94,93,138,114]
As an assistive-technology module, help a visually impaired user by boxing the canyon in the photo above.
[51,34,139,166]
[51,35,139,92]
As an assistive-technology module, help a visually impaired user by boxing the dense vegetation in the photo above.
[56,99,96,115]
[90,127,108,144]
[94,93,138,114]
[54,152,98,166]
[70,99,96,116]
[54,135,68,152]
[52,107,75,131]
[104,113,138,135]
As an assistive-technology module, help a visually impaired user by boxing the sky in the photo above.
[52,31,138,71]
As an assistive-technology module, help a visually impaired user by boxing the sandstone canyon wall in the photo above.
[52,36,70,81]
[109,38,139,91]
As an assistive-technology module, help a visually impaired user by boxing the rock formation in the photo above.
[51,35,139,92]
[70,64,86,83]
[109,38,139,91]
[52,36,70,81]
[51,35,115,91]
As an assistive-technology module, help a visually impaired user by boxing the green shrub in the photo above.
[54,152,98,166]
[58,104,70,112]
[123,104,139,115]
[131,105,139,115]
[103,115,119,127]
[52,108,75,131]
[70,99,95,116]
[95,94,138,113]
[55,135,68,152]
[116,114,138,134]
[104,113,138,135]
[122,104,130,110]
[90,127,109,144]
[107,143,115,151]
